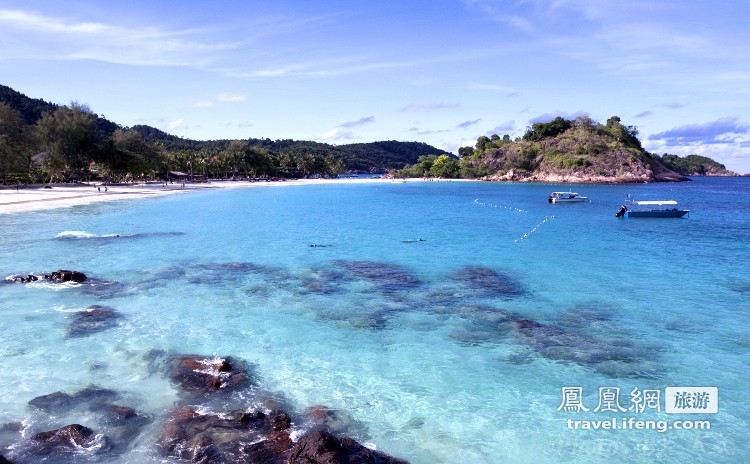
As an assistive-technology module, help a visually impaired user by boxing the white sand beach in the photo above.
[0,178,451,214]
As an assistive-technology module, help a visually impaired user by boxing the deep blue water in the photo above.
[0,177,748,463]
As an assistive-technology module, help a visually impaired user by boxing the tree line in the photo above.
[0,84,448,185]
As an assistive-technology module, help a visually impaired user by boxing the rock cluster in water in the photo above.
[6,269,87,284]
[1,352,408,464]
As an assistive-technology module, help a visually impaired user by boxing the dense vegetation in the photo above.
[656,154,730,175]
[392,115,731,181]
[0,85,447,184]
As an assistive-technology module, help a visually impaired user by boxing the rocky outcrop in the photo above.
[158,406,293,464]
[288,430,408,464]
[167,355,252,395]
[6,269,87,284]
[30,424,104,451]
[49,270,88,283]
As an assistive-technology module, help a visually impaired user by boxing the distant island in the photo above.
[0,84,738,185]
[392,116,739,182]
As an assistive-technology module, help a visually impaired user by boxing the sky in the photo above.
[1,0,749,173]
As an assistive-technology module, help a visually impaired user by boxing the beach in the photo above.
[0,178,428,215]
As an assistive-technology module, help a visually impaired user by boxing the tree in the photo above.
[36,102,101,180]
[475,135,494,152]
[325,154,345,178]
[415,155,437,176]
[458,146,474,158]
[430,154,459,178]
[523,116,573,141]
[0,102,32,183]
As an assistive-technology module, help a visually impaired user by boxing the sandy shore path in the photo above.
[0,178,445,215]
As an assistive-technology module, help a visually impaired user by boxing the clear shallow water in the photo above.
[0,177,748,463]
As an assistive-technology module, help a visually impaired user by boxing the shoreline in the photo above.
[0,178,469,215]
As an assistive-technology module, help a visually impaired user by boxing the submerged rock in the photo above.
[0,454,13,464]
[335,260,422,296]
[28,385,120,413]
[288,430,408,464]
[66,305,121,338]
[512,319,650,376]
[449,266,525,298]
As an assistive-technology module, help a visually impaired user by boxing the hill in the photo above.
[656,154,738,176]
[455,116,691,183]
[0,84,446,175]
[130,125,446,172]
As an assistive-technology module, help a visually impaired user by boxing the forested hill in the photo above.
[655,154,738,176]
[130,124,447,172]
[447,116,735,182]
[0,84,447,173]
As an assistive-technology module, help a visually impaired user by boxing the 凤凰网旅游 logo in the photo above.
[557,386,718,414]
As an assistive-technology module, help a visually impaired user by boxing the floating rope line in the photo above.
[473,198,527,213]
[514,215,556,243]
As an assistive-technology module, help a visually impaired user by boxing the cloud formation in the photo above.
[456,119,481,129]
[321,127,357,141]
[649,117,750,145]
[339,116,375,128]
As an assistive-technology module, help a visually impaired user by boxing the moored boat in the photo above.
[548,191,587,203]
[615,199,689,218]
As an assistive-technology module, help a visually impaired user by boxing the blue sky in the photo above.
[1,0,749,172]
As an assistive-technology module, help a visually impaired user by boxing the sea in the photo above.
[0,177,748,463]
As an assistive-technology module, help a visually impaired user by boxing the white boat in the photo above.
[548,191,587,203]
[615,199,689,218]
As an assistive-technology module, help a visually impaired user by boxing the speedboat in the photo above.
[548,191,587,203]
[615,199,689,218]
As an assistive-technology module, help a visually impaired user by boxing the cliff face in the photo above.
[468,116,690,183]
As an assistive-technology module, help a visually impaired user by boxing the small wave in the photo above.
[55,230,183,240]
[26,280,81,291]
[52,305,91,313]
[55,230,98,239]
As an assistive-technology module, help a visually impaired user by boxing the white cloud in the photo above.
[0,8,234,67]
[167,118,185,130]
[321,127,357,141]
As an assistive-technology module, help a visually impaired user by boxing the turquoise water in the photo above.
[1,177,748,463]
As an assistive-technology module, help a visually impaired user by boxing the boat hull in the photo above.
[550,198,587,203]
[625,210,689,218]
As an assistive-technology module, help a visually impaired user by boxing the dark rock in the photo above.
[450,266,525,298]
[28,385,120,413]
[28,391,73,412]
[159,405,293,463]
[0,455,13,464]
[167,355,252,395]
[288,430,408,464]
[49,270,87,283]
[66,305,121,338]
[30,424,97,449]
